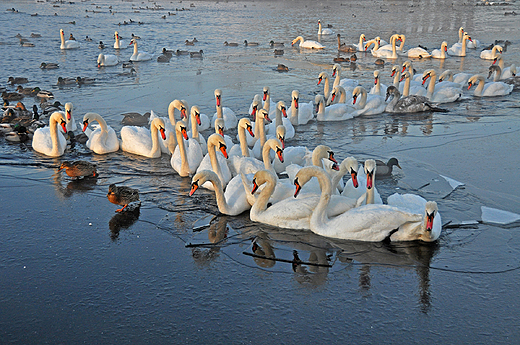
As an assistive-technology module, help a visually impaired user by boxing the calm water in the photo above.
[1,0,520,343]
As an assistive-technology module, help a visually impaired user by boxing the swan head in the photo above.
[276,125,285,149]
[258,109,272,123]
[418,201,441,242]
[291,90,299,109]
[422,69,436,85]
[97,53,104,67]
[208,133,228,159]
[262,86,270,101]
[293,166,324,198]
[373,70,381,84]
[276,101,287,117]
[250,94,262,118]
[251,170,276,194]
[266,138,284,163]
[351,86,366,105]
[441,41,448,51]
[462,32,472,43]
[343,157,359,188]
[129,38,137,46]
[151,118,167,140]
[214,118,225,136]
[82,112,97,132]
[330,86,339,103]
[50,111,68,133]
[390,65,400,77]
[60,29,64,37]
[492,53,502,65]
[360,33,366,41]
[314,94,325,112]
[364,159,376,190]
[190,170,219,196]
[332,64,340,77]
[438,70,452,83]
[385,85,400,102]
[317,72,328,85]
[401,60,412,74]
[291,36,303,46]
[214,89,222,106]
[176,120,189,140]
[191,106,201,126]
[400,71,410,83]
[488,65,501,79]
[64,102,73,121]
[467,75,484,90]
[238,118,254,137]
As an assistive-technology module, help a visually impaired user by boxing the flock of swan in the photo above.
[5,22,520,244]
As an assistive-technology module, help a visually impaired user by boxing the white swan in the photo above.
[189,170,250,216]
[315,93,354,121]
[195,133,231,190]
[291,36,324,49]
[59,102,76,133]
[317,71,332,101]
[438,69,471,87]
[352,33,366,51]
[171,120,204,177]
[369,70,388,96]
[447,32,472,57]
[228,118,255,158]
[233,137,284,177]
[406,42,431,59]
[331,63,358,96]
[187,106,207,155]
[318,20,333,35]
[150,99,188,155]
[251,109,273,159]
[493,54,517,79]
[97,53,119,67]
[421,69,462,103]
[59,29,80,49]
[32,112,68,157]
[377,34,404,51]
[288,90,314,125]
[480,45,503,60]
[82,112,120,154]
[371,34,400,59]
[351,86,387,116]
[467,74,513,97]
[113,31,127,49]
[267,101,295,139]
[120,117,166,158]
[129,38,152,61]
[385,86,440,113]
[400,71,427,97]
[211,89,238,129]
[431,41,448,59]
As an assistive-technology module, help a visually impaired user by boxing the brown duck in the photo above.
[107,184,140,212]
[58,161,98,178]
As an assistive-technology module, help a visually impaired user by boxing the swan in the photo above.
[129,38,152,61]
[331,63,358,96]
[187,106,207,155]
[369,70,388,96]
[211,89,237,129]
[228,118,255,158]
[214,118,235,154]
[438,69,471,87]
[189,170,250,216]
[59,102,76,133]
[401,60,425,83]
[120,117,166,158]
[267,101,295,139]
[171,120,204,176]
[386,193,442,241]
[32,112,68,157]
[390,65,402,88]
[97,53,119,67]
[341,160,382,203]
[385,86,443,113]
[233,138,284,178]
[291,36,324,49]
[318,20,333,35]
[271,128,312,174]
[371,34,400,59]
[351,86,387,116]
[377,34,404,51]
[195,133,231,190]
[113,31,127,49]
[351,33,367,51]
[317,71,332,101]
[406,42,431,59]
[488,65,516,83]
[480,45,503,60]
[447,32,472,57]
[400,71,427,97]
[421,69,462,103]
[59,29,79,49]
[493,54,516,79]
[315,93,354,121]
[82,112,120,154]
[251,109,273,159]
[288,90,314,125]
[329,156,359,194]
[329,85,353,105]
[431,41,448,59]
[337,34,357,52]
[467,74,513,97]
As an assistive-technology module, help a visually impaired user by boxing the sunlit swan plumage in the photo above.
[129,38,152,61]
[288,90,314,125]
[318,20,333,35]
[60,102,76,133]
[342,160,382,204]
[228,118,255,158]
[480,45,502,60]
[195,133,231,190]
[437,70,471,88]
[467,74,513,97]
[493,54,516,79]
[113,31,127,49]
[332,64,358,96]
[60,29,80,49]
[211,89,238,129]
[32,112,68,157]
[351,86,386,116]
[447,32,471,57]
[187,106,207,155]
[291,36,324,49]
[371,34,399,59]
[315,93,354,121]
[267,101,294,139]
[431,41,448,59]
[369,70,388,96]
[422,69,462,103]
[171,120,204,176]
[82,112,120,154]
[400,71,427,97]
[120,117,166,158]
[97,53,119,67]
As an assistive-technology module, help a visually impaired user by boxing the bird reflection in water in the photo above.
[53,169,98,198]
[191,216,230,265]
[109,207,140,240]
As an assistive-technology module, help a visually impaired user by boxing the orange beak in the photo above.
[331,93,336,102]
[195,113,201,126]
[82,120,88,132]
[60,121,67,133]
[278,135,285,149]
[263,91,268,101]
[276,147,284,163]
[251,179,259,194]
[426,212,434,231]
[66,109,71,120]
[467,82,472,90]
[317,77,322,85]
[422,75,429,85]
[374,78,377,85]
[366,171,373,189]
[400,74,406,82]
[401,65,406,73]
[351,170,359,188]
[250,106,257,119]
[331,163,339,171]
[160,127,166,140]
[391,70,396,77]
[246,124,254,137]
[352,94,358,105]
[264,113,272,123]
[180,108,187,120]
[281,107,287,118]
[219,144,228,159]
[328,151,337,164]
[181,127,188,140]
[332,69,336,77]
[216,95,221,107]
[189,181,199,196]
[218,126,224,136]
[294,98,299,109]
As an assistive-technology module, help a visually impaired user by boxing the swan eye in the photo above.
[219,142,227,150]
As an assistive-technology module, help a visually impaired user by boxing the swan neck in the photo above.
[176,126,190,174]
[238,124,249,157]
[133,42,138,55]
[310,170,333,231]
[427,73,437,98]
[49,115,62,156]
[290,101,298,126]
[275,107,282,128]
[191,113,199,140]
[150,121,161,157]
[262,143,274,172]
[93,113,108,132]
[216,104,223,119]
[208,175,231,214]
[403,75,410,97]
[208,139,224,184]
[252,176,275,214]
[168,102,177,126]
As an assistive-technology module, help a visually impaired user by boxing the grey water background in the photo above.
[1,0,520,343]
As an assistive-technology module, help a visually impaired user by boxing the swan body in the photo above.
[400,71,427,97]
[431,41,448,59]
[438,69,471,87]
[467,74,513,97]
[351,86,387,116]
[60,29,80,49]
[82,112,120,154]
[318,71,332,102]
[352,34,366,51]
[171,120,204,177]
[211,89,237,129]
[493,54,517,79]
[120,118,166,158]
[407,45,431,59]
[422,69,462,103]
[113,31,127,49]
[371,34,399,59]
[288,90,314,125]
[315,94,354,121]
[318,20,334,35]
[480,45,502,60]
[291,36,324,49]
[32,112,68,157]
[97,53,119,67]
[447,32,471,57]
[195,133,231,190]
[331,64,358,96]
[385,86,440,113]
[129,38,152,61]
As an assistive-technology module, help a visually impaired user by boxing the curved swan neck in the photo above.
[307,168,333,228]
[167,101,178,126]
[208,135,225,184]
[426,72,437,99]
[403,73,411,97]
[149,119,162,158]
[132,40,138,55]
[252,173,276,213]
[175,123,190,174]
[262,141,277,173]
[49,113,63,156]
[86,113,108,133]
[237,121,250,157]
[205,172,231,214]
[190,111,199,140]
[290,92,299,126]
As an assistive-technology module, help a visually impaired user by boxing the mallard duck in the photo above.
[189,50,203,58]
[31,33,41,38]
[269,40,284,47]
[98,41,105,49]
[244,40,259,46]
[57,77,76,85]
[107,184,140,212]
[2,91,24,101]
[4,123,32,142]
[58,161,98,179]
[161,47,174,56]
[120,111,150,126]
[41,100,63,115]
[175,49,189,56]
[361,157,401,177]
[185,39,195,46]
[32,87,54,99]
[76,77,95,85]
[224,41,239,47]
[16,85,35,95]
[8,77,28,85]
[40,62,59,69]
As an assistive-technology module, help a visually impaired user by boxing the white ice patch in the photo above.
[440,175,465,190]
[481,206,520,225]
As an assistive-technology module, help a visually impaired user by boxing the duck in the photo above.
[57,77,76,85]
[351,86,387,116]
[41,100,63,115]
[15,85,36,95]
[315,93,354,122]
[97,53,119,67]
[58,160,98,179]
[363,157,402,178]
[195,133,230,190]
[189,170,250,216]
[59,28,80,49]
[33,87,54,99]
[189,50,203,58]
[121,111,150,126]
[224,41,239,47]
[431,41,448,59]
[113,31,127,49]
[447,32,472,57]
[98,41,105,49]
[40,62,59,69]
[480,44,502,60]
[8,77,28,85]
[288,90,314,126]
[385,86,444,113]
[291,36,324,49]
[269,40,284,48]
[171,120,204,177]
[76,77,95,85]
[129,38,152,61]
[120,117,167,158]
[318,20,334,35]
[467,74,513,97]
[107,184,140,212]
[82,112,120,154]
[31,112,68,157]
[211,89,237,129]
[244,40,259,46]
[421,69,462,103]
[492,54,516,79]
[2,91,24,102]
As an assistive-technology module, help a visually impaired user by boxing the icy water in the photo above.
[1,0,520,343]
